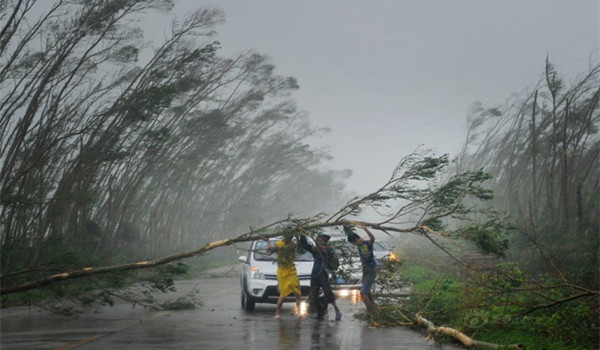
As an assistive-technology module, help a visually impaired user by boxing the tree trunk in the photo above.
[415,314,524,349]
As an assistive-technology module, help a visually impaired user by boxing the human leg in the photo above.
[360,268,376,313]
[275,267,301,318]
[294,292,302,318]
[276,268,291,318]
[307,277,320,316]
[275,295,285,318]
[319,272,341,319]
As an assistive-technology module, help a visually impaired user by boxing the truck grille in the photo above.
[264,274,311,280]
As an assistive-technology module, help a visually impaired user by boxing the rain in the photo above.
[1,1,598,349]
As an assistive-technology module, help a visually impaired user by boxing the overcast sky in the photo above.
[153,0,599,195]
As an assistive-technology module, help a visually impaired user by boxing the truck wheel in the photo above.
[241,283,255,311]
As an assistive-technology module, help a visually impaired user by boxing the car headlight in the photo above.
[250,266,264,279]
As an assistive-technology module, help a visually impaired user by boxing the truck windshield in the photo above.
[253,240,313,262]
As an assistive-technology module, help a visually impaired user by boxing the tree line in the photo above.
[455,59,599,290]
[445,60,599,348]
[0,0,350,279]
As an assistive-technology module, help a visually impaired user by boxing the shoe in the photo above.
[335,313,342,321]
[274,314,281,319]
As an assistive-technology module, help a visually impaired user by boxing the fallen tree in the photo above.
[2,151,508,295]
[0,219,447,295]
[416,314,524,349]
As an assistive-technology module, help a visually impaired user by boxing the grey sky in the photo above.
[155,0,599,195]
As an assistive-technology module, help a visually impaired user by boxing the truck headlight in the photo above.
[251,266,264,279]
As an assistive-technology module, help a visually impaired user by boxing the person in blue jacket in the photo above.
[344,224,377,314]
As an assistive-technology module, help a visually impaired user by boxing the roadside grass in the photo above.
[387,260,598,350]
[473,327,592,350]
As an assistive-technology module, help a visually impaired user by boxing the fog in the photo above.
[2,5,598,347]
[145,0,599,195]
[2,0,598,281]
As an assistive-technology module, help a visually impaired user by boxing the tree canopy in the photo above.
[1,1,349,274]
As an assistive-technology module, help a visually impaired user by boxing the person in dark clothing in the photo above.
[298,233,342,321]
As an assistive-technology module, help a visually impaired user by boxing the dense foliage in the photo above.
[362,62,599,349]
[455,60,599,290]
[369,260,596,350]
[454,61,599,347]
[0,0,352,310]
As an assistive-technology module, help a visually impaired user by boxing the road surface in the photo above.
[1,265,464,349]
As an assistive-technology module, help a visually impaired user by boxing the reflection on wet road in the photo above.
[1,266,464,349]
[336,288,361,304]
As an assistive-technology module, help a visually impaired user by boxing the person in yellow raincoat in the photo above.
[267,230,302,319]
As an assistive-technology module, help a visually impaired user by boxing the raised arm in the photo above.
[360,225,375,245]
[298,234,316,252]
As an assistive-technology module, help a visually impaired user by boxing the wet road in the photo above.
[1,265,464,349]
